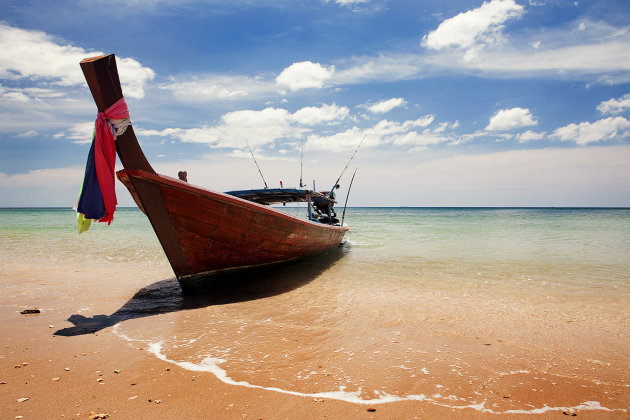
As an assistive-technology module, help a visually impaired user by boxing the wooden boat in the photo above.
[80,54,349,289]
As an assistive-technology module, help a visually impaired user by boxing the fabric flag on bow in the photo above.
[75,97,129,233]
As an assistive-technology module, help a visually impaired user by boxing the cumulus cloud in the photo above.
[305,114,440,151]
[329,21,630,85]
[434,120,460,133]
[0,23,154,98]
[597,93,630,115]
[516,130,546,142]
[176,108,303,148]
[367,98,407,114]
[486,107,537,131]
[388,130,452,148]
[422,0,524,59]
[276,61,335,91]
[139,103,350,149]
[159,19,630,105]
[551,116,630,145]
[290,103,349,125]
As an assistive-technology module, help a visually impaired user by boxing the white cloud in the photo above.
[334,0,368,5]
[376,115,435,134]
[0,83,92,134]
[396,145,630,206]
[17,130,38,138]
[0,166,83,188]
[388,130,452,147]
[139,103,350,148]
[516,130,546,142]
[305,114,437,151]
[422,0,525,59]
[486,107,537,131]
[367,98,407,114]
[158,18,630,106]
[327,19,630,86]
[290,103,349,125]
[180,107,303,148]
[597,93,630,115]
[54,121,95,144]
[0,84,66,103]
[434,120,460,133]
[276,61,335,91]
[464,41,630,76]
[305,127,374,152]
[551,116,630,145]
[334,54,421,85]
[115,57,157,99]
[0,23,154,98]
[160,74,276,102]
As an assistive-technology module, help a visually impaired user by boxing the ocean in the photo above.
[1,207,628,413]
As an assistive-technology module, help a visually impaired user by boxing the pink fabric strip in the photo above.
[94,97,129,224]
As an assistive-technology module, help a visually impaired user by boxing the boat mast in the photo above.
[246,141,269,189]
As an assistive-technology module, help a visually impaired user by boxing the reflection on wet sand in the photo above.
[55,245,348,336]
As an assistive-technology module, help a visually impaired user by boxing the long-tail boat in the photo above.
[79,54,349,289]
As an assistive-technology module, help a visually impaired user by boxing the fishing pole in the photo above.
[328,135,366,198]
[299,139,305,188]
[341,168,357,226]
[246,141,268,189]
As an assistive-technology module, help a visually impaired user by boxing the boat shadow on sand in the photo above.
[54,244,348,337]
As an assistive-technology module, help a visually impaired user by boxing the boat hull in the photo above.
[117,169,349,284]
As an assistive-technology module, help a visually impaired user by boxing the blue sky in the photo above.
[1,0,629,207]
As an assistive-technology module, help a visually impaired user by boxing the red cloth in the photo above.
[94,97,129,224]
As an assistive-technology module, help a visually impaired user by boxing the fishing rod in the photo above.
[341,168,357,226]
[328,135,366,198]
[246,141,268,189]
[299,139,305,188]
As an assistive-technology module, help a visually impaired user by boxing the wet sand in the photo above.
[1,258,628,419]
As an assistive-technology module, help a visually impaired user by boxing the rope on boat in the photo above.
[109,118,131,136]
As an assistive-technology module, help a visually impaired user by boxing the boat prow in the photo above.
[80,54,349,289]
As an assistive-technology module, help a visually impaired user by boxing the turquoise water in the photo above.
[1,207,629,412]
[345,207,630,297]
[1,206,629,294]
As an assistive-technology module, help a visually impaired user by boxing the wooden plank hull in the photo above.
[117,169,349,283]
[79,54,349,289]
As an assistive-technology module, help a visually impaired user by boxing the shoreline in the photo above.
[2,308,628,419]
[1,264,628,419]
[1,206,629,419]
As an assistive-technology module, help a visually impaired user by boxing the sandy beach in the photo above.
[1,252,628,419]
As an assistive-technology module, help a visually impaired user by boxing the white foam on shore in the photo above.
[113,325,627,415]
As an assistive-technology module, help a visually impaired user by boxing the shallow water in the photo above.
[1,207,629,413]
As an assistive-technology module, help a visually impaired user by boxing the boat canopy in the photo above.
[225,188,334,206]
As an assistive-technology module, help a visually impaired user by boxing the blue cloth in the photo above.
[77,140,106,220]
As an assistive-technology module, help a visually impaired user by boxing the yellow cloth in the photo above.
[77,213,92,234]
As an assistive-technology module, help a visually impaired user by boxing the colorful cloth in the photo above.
[76,97,129,233]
